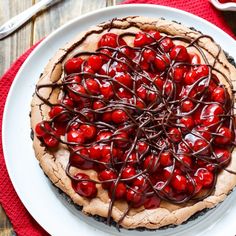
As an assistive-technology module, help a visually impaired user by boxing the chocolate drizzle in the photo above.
[35,20,236,228]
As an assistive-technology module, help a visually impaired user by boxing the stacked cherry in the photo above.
[35,30,235,210]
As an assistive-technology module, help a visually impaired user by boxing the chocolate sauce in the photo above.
[35,21,236,228]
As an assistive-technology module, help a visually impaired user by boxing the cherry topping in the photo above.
[67,130,85,144]
[98,169,117,189]
[214,127,232,145]
[215,148,230,164]
[85,78,100,95]
[121,166,136,180]
[64,57,83,74]
[126,187,142,204]
[114,73,133,88]
[142,49,155,63]
[211,86,227,104]
[80,124,96,139]
[43,134,59,148]
[195,168,214,187]
[160,37,174,52]
[170,45,189,62]
[159,152,173,167]
[35,121,51,137]
[110,182,127,199]
[143,154,159,173]
[134,32,153,47]
[181,100,194,112]
[98,33,126,48]
[73,173,97,198]
[171,174,187,192]
[168,128,182,142]
[144,195,161,209]
[87,55,103,72]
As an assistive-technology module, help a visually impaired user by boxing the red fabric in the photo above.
[0,41,49,236]
[0,1,234,235]
[122,0,235,39]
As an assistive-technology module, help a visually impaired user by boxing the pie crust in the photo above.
[30,16,236,229]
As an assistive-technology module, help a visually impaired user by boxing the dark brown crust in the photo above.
[31,16,236,229]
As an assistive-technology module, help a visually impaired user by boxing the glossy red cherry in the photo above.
[149,30,161,40]
[193,139,209,154]
[195,126,211,141]
[67,130,85,144]
[195,168,214,187]
[114,73,133,88]
[114,131,129,148]
[142,49,155,63]
[187,176,202,194]
[173,66,186,83]
[98,169,117,189]
[69,84,86,101]
[211,86,227,104]
[92,100,105,110]
[184,70,197,85]
[203,104,224,116]
[179,116,194,131]
[121,166,136,180]
[49,106,65,119]
[43,134,59,147]
[89,145,102,160]
[96,131,113,141]
[87,55,103,71]
[168,128,182,142]
[70,152,86,166]
[178,154,192,168]
[85,78,100,95]
[163,80,173,97]
[126,187,142,204]
[136,86,147,100]
[214,127,232,145]
[101,145,118,159]
[134,32,153,47]
[144,195,161,209]
[170,45,189,62]
[110,182,127,199]
[64,57,83,74]
[159,152,173,167]
[137,141,148,154]
[214,148,230,164]
[73,173,97,198]
[143,154,159,173]
[35,121,51,137]
[181,100,194,112]
[171,174,187,192]
[132,175,148,190]
[154,77,164,90]
[160,37,174,52]
[80,124,96,139]
[195,65,209,79]
[154,55,169,71]
[100,82,114,99]
[189,52,201,64]
[98,33,126,48]
[60,97,74,108]
[116,87,132,99]
[111,109,129,124]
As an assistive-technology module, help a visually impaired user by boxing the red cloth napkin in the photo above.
[0,1,234,236]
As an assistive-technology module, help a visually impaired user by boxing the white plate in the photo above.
[2,4,236,236]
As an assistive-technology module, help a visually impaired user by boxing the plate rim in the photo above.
[2,4,236,235]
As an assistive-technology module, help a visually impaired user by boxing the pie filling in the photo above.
[34,30,236,225]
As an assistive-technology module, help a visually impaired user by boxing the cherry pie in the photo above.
[31,16,236,229]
